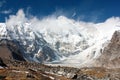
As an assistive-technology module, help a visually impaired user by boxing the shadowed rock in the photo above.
[0,57,7,68]
[0,39,26,61]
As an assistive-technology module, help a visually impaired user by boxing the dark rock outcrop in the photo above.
[0,39,26,61]
[0,57,7,68]
[95,30,120,68]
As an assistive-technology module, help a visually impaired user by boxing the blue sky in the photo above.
[0,0,120,22]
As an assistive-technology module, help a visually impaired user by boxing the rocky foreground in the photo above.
[0,58,120,80]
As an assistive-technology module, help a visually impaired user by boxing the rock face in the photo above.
[95,30,120,68]
[0,39,25,61]
[0,57,7,67]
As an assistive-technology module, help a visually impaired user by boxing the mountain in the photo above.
[0,16,120,67]
[0,20,100,64]
[0,23,60,63]
[37,16,99,57]
[94,30,120,68]
[34,16,120,67]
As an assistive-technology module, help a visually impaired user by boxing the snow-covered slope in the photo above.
[30,16,120,65]
[31,16,100,57]
[1,15,120,67]
[0,23,60,63]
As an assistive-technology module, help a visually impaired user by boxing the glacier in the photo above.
[0,10,120,67]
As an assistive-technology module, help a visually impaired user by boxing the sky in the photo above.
[0,0,120,22]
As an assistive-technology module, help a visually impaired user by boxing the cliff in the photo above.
[95,30,120,68]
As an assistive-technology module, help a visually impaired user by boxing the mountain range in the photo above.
[0,16,120,79]
[0,16,120,67]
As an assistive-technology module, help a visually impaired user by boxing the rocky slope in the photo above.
[0,58,120,80]
[94,30,120,68]
[0,39,25,61]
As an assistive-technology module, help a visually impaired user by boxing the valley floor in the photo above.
[0,59,120,80]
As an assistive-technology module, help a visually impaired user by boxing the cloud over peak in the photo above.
[6,9,27,26]
[5,9,120,35]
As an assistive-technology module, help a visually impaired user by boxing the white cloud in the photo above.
[72,12,76,17]
[5,9,120,37]
[1,9,12,14]
[26,7,31,16]
[6,9,27,26]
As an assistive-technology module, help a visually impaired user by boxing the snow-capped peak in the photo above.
[0,22,60,63]
[1,10,120,67]
[28,16,120,66]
